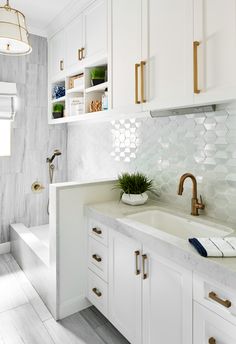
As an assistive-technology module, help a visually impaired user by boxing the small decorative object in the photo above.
[102,88,108,110]
[89,100,102,112]
[69,73,84,89]
[52,103,64,119]
[70,97,84,116]
[90,67,106,86]
[52,85,65,99]
[114,172,155,206]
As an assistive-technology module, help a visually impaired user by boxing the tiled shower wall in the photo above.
[67,104,236,226]
[0,35,67,243]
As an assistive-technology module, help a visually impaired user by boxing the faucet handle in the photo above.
[199,195,205,209]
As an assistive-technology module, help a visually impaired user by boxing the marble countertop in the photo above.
[86,200,236,290]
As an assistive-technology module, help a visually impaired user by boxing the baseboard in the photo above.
[58,295,91,320]
[0,242,10,254]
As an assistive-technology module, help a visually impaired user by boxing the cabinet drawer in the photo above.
[88,236,108,282]
[88,219,108,246]
[194,302,236,344]
[87,270,108,317]
[193,274,236,325]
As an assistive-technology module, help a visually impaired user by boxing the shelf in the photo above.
[85,82,108,93]
[67,86,84,94]
[52,96,66,103]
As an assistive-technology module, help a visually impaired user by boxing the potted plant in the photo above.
[114,172,155,206]
[90,67,106,86]
[52,103,64,119]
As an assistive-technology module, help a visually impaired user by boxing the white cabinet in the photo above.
[50,30,66,80]
[194,302,236,344]
[65,15,83,70]
[108,230,142,344]
[143,0,194,110]
[112,0,144,113]
[193,0,236,104]
[83,0,107,63]
[142,249,192,344]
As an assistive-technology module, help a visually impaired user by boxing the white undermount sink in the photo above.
[126,209,234,240]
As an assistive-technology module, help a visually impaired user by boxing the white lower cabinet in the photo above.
[194,302,236,344]
[108,229,142,344]
[142,248,192,344]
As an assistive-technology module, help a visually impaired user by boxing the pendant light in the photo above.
[0,0,32,55]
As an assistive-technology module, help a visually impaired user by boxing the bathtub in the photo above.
[10,223,55,316]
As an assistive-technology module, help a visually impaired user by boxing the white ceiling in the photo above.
[5,0,75,36]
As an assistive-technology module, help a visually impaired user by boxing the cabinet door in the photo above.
[194,302,236,344]
[109,230,142,344]
[65,15,83,70]
[112,0,143,112]
[143,249,192,344]
[194,0,236,104]
[49,30,66,80]
[83,0,107,63]
[143,0,194,111]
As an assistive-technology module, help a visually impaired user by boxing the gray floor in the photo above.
[0,254,129,344]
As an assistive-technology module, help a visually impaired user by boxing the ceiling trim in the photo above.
[46,0,94,38]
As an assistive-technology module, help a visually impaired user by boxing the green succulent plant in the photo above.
[53,103,64,113]
[90,66,106,79]
[114,172,155,199]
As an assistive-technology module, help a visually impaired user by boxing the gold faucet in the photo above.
[178,173,205,216]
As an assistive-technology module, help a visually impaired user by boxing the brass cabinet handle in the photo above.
[135,63,141,104]
[81,47,85,59]
[92,227,102,235]
[193,41,200,94]
[92,287,102,297]
[209,338,216,344]
[142,254,148,280]
[60,60,64,71]
[92,254,102,262]
[78,48,82,61]
[135,250,141,275]
[209,291,232,308]
[140,61,146,103]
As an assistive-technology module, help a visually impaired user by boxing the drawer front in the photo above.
[194,302,236,344]
[193,274,236,325]
[87,269,108,317]
[88,236,108,281]
[88,219,108,246]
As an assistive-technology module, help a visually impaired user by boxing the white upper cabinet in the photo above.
[83,0,107,63]
[65,15,83,71]
[112,0,144,113]
[193,0,236,104]
[109,230,142,344]
[142,249,192,344]
[143,0,194,110]
[50,29,66,80]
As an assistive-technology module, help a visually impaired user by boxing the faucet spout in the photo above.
[177,173,205,216]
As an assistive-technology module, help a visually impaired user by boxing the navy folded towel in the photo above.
[189,238,208,257]
[189,237,236,257]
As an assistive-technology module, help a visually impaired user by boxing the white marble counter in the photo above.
[86,200,236,290]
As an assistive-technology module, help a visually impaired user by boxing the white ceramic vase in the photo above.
[121,192,148,206]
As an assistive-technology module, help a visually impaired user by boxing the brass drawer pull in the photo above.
[135,63,141,104]
[142,254,148,280]
[92,227,102,235]
[92,287,102,297]
[135,250,140,275]
[209,291,232,308]
[78,48,82,61]
[60,60,64,71]
[81,47,85,59]
[209,337,216,344]
[140,61,146,103]
[193,41,200,94]
[92,254,102,262]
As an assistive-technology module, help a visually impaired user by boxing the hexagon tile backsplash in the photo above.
[67,105,236,225]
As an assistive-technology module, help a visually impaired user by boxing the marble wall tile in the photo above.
[0,35,67,243]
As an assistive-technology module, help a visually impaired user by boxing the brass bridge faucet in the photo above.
[178,173,205,216]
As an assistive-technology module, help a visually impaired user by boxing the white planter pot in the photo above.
[121,192,148,206]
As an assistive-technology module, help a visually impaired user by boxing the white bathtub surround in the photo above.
[86,201,236,290]
[68,104,236,226]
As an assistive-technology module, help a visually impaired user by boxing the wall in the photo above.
[0,35,67,243]
[67,105,236,226]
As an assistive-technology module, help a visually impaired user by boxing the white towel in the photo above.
[189,237,236,257]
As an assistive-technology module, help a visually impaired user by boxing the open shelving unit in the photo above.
[49,58,110,124]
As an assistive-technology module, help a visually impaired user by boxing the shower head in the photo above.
[46,149,62,163]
